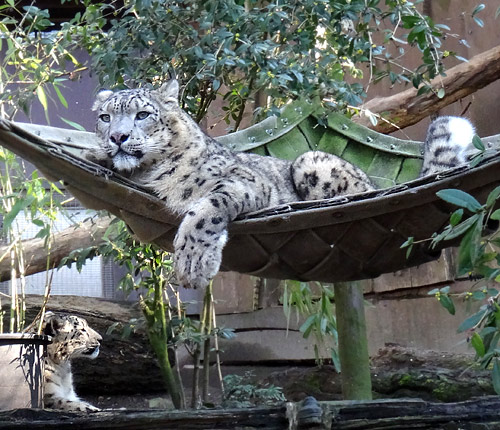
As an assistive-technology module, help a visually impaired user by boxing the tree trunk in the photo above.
[354,44,500,133]
[0,216,112,281]
[334,282,372,400]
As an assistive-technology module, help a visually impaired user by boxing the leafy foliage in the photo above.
[0,147,66,333]
[222,371,285,408]
[283,280,340,369]
[2,0,476,128]
[418,185,500,394]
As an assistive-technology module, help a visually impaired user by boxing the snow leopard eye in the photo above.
[99,114,111,123]
[136,111,150,120]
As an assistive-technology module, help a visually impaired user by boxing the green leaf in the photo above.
[473,16,484,27]
[493,359,500,395]
[491,209,500,221]
[471,332,485,357]
[436,189,482,212]
[400,237,414,248]
[450,209,464,226]
[486,186,500,208]
[437,88,445,99]
[440,214,479,242]
[472,135,485,151]
[36,86,48,111]
[2,195,36,233]
[53,84,68,108]
[60,117,86,131]
[331,348,341,372]
[458,309,486,333]
[439,294,455,315]
[472,4,485,16]
[299,315,316,338]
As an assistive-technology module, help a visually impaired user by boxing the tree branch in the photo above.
[0,216,112,281]
[354,44,500,132]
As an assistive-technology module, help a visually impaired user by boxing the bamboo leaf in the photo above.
[36,86,48,111]
[60,117,86,131]
[3,195,36,232]
[53,83,68,108]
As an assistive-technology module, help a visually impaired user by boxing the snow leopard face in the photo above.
[92,81,180,172]
[43,312,102,363]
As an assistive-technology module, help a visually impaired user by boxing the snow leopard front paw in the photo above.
[173,229,228,289]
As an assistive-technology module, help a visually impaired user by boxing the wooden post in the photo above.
[334,281,372,400]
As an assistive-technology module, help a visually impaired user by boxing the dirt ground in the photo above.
[83,344,494,410]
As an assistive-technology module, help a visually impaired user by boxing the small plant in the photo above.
[282,280,340,370]
[0,147,66,333]
[403,184,500,393]
[222,371,285,408]
[61,219,236,409]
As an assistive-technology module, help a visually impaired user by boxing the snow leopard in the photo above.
[42,312,101,412]
[89,79,375,289]
[420,116,476,176]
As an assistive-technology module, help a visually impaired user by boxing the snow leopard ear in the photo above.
[157,79,179,103]
[92,90,114,111]
[42,312,63,337]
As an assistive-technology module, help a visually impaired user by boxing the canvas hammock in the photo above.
[0,101,499,283]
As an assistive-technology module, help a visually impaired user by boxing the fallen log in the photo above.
[2,397,500,430]
[354,44,500,133]
[0,216,111,281]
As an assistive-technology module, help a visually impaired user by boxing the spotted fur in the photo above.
[89,79,374,288]
[42,312,101,412]
[420,116,476,176]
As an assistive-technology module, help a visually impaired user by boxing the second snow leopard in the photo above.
[420,116,476,176]
[43,312,101,412]
[89,79,375,289]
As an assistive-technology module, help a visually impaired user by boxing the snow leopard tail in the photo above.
[291,151,375,201]
[420,116,475,177]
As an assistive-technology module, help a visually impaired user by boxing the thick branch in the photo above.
[0,216,112,281]
[354,44,500,132]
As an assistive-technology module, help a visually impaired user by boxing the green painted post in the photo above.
[334,281,372,400]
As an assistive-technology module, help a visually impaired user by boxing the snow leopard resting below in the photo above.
[88,79,375,289]
[42,312,101,412]
[420,116,476,177]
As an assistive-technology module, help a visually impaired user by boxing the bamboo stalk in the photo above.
[202,281,213,404]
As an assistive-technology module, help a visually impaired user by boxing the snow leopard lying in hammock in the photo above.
[87,79,476,288]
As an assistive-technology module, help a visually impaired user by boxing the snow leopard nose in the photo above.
[110,132,129,147]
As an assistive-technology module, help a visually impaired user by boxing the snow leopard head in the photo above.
[92,79,182,172]
[43,312,102,364]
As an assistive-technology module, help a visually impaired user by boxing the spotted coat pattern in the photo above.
[43,312,101,412]
[420,116,476,176]
[89,80,375,289]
